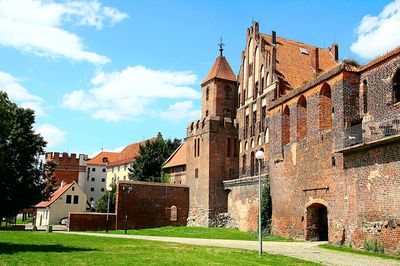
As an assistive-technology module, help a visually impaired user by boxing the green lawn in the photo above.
[319,244,400,261]
[99,226,300,242]
[0,231,317,266]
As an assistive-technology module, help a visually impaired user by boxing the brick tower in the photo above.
[186,42,239,226]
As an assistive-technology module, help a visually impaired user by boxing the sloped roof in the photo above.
[202,56,237,85]
[261,34,338,91]
[361,46,400,72]
[87,151,119,165]
[162,141,187,169]
[108,138,156,167]
[35,182,74,208]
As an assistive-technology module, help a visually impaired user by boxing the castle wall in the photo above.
[45,152,87,186]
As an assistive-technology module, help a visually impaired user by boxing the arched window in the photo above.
[393,69,400,103]
[362,80,368,114]
[297,95,307,140]
[319,83,332,131]
[206,87,209,101]
[257,135,262,146]
[245,141,248,151]
[282,105,290,145]
[265,127,270,143]
[251,138,255,148]
[239,140,242,153]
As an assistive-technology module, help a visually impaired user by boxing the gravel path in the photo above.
[56,231,400,266]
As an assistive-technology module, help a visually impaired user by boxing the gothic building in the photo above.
[166,21,400,253]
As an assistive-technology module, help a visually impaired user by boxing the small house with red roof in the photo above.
[34,181,87,226]
[162,141,187,185]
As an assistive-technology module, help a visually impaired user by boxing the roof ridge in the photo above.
[261,33,330,50]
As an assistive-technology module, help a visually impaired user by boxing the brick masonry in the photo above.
[69,212,116,231]
[115,181,189,230]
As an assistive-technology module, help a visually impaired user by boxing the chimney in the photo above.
[60,180,65,188]
[271,31,278,99]
[331,42,339,61]
[315,47,320,75]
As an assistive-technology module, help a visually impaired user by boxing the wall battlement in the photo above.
[187,116,238,137]
[45,152,88,163]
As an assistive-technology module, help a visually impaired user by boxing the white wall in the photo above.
[86,164,107,207]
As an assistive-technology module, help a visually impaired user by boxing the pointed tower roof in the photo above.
[202,55,237,85]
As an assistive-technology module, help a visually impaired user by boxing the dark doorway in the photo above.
[306,203,328,241]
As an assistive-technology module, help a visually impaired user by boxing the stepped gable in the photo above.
[261,34,338,91]
[202,55,237,85]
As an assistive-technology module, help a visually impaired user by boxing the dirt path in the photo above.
[56,231,400,266]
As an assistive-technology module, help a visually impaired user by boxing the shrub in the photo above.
[363,239,384,254]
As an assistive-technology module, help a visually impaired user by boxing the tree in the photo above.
[41,161,57,201]
[0,92,46,220]
[128,137,181,182]
[261,177,272,233]
[96,183,116,213]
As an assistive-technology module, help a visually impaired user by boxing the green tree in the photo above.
[96,183,116,213]
[41,160,57,201]
[261,177,272,233]
[128,137,181,182]
[0,91,46,220]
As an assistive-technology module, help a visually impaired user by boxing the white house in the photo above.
[35,181,87,226]
[86,151,118,207]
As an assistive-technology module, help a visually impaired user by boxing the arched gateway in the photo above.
[306,202,328,241]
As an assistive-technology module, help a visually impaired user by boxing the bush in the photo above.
[363,239,384,254]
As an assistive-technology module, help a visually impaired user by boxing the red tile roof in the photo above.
[107,138,156,167]
[202,56,237,85]
[35,182,74,208]
[261,34,338,91]
[162,141,187,169]
[361,46,400,71]
[87,151,119,165]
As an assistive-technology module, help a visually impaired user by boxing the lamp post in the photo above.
[105,185,112,233]
[255,150,265,255]
[123,186,132,234]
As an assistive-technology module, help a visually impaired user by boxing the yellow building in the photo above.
[106,136,157,188]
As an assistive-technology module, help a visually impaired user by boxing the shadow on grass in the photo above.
[0,242,97,254]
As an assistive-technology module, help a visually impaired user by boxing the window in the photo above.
[66,195,71,204]
[233,139,238,158]
[282,105,290,145]
[102,168,106,172]
[297,95,307,140]
[91,187,94,191]
[195,168,199,178]
[124,163,127,171]
[101,188,105,192]
[73,195,79,204]
[362,80,368,114]
[265,127,270,144]
[92,168,95,172]
[393,69,400,103]
[90,197,94,201]
[170,205,177,221]
[319,83,332,131]
[194,139,197,158]
[227,137,231,157]
[91,177,95,182]
[72,187,75,191]
[101,178,105,182]
[300,47,309,55]
[206,87,209,101]
[205,110,208,117]
[197,138,200,157]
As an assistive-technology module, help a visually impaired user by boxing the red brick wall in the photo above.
[68,212,116,231]
[115,181,189,230]
[45,152,87,185]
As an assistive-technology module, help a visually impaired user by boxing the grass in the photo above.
[16,217,33,225]
[98,226,300,242]
[0,231,318,266]
[319,244,400,261]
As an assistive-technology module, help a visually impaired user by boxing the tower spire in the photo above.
[218,37,224,56]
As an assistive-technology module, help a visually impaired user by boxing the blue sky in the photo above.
[1,0,399,157]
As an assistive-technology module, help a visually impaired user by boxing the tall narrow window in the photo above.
[73,195,79,204]
[393,69,400,103]
[197,138,200,157]
[206,87,209,101]
[66,195,72,204]
[297,95,307,140]
[254,82,259,99]
[282,105,290,145]
[242,154,246,175]
[233,139,238,157]
[362,80,368,113]
[227,137,231,157]
[194,139,196,158]
[319,83,332,131]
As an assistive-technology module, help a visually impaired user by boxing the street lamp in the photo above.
[122,186,132,234]
[255,150,265,255]
[105,185,113,233]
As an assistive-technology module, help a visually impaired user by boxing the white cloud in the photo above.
[62,65,200,122]
[36,124,67,148]
[0,0,128,64]
[0,70,46,117]
[159,101,201,121]
[351,0,400,59]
